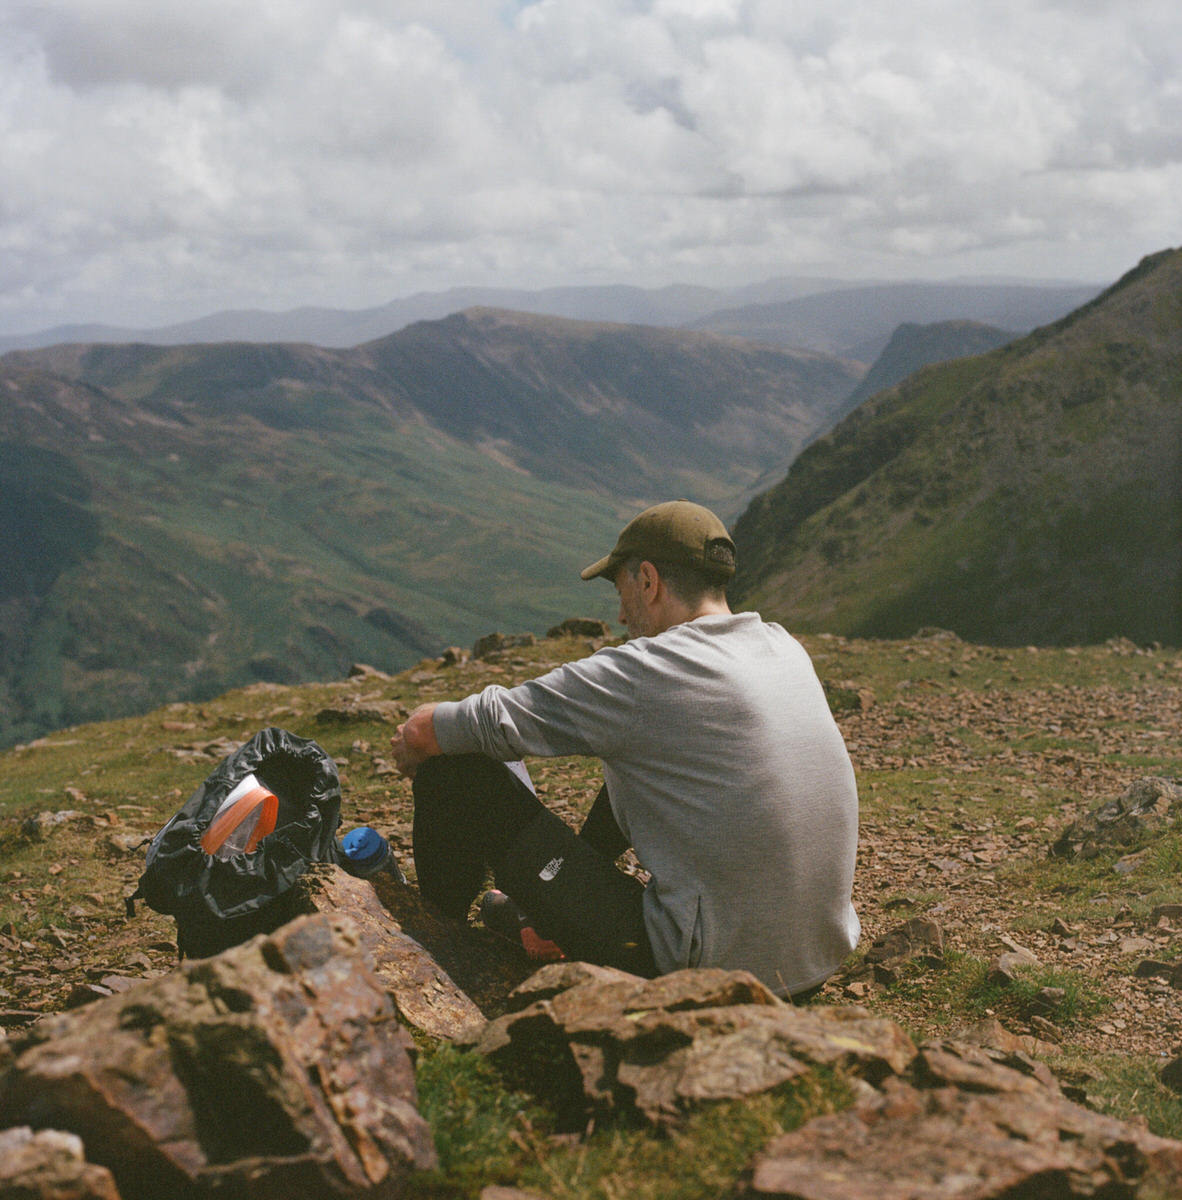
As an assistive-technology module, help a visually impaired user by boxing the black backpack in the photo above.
[128,727,346,959]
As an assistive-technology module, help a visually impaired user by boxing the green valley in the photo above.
[0,310,862,747]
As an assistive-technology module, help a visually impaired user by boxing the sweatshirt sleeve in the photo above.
[432,647,640,761]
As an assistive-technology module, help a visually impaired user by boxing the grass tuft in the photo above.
[412,1045,855,1199]
[968,963,1111,1028]
[888,951,1110,1032]
[1065,1054,1182,1141]
[413,1043,551,1197]
[512,1069,854,1200]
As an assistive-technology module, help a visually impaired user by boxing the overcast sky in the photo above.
[2,0,1179,333]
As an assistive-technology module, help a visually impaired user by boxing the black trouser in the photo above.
[411,755,656,976]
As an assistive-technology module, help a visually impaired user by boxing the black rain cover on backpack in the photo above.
[130,727,345,959]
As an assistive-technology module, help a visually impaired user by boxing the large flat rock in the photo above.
[291,864,485,1042]
[0,914,436,1199]
[748,1080,1182,1199]
[477,964,915,1128]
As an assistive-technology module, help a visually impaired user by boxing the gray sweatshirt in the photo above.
[432,611,860,995]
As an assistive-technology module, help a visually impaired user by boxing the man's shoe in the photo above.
[479,889,565,962]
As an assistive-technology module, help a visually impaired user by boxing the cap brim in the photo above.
[580,553,618,581]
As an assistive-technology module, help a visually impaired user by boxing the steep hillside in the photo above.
[691,282,1100,360]
[0,310,860,746]
[838,320,1017,419]
[362,308,863,497]
[0,359,619,748]
[13,309,863,506]
[731,248,1182,646]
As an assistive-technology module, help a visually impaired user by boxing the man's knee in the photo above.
[415,755,538,827]
[413,753,503,804]
[412,755,547,889]
[495,806,653,974]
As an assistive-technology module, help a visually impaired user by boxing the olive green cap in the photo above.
[580,500,736,582]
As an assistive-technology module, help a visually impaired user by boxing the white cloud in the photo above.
[0,0,1178,331]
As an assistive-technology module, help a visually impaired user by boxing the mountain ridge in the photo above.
[0,278,848,354]
[690,281,1101,360]
[0,275,1099,357]
[837,319,1018,420]
[0,307,862,748]
[7,306,865,498]
[731,248,1182,646]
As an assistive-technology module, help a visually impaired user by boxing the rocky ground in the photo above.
[1,627,1180,1138]
[840,670,1182,1059]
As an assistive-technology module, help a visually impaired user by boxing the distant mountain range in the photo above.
[0,309,861,747]
[0,278,844,354]
[0,276,1098,360]
[689,281,1099,361]
[731,248,1182,646]
[0,253,1165,749]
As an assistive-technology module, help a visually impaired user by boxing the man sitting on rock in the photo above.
[390,500,860,1000]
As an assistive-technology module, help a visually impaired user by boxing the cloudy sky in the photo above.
[2,0,1179,333]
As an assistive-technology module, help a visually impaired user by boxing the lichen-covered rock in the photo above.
[20,810,86,840]
[332,865,536,1021]
[0,1126,122,1200]
[315,699,407,725]
[912,1038,1061,1096]
[291,864,485,1042]
[472,632,537,659]
[951,1017,1060,1062]
[545,618,613,640]
[477,966,915,1128]
[1050,776,1182,859]
[0,914,436,1199]
[504,961,643,1011]
[864,918,945,968]
[747,1079,1182,1199]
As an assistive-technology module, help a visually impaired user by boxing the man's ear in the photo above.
[638,560,661,599]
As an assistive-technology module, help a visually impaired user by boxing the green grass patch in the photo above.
[999,827,1182,927]
[413,1044,549,1197]
[969,964,1110,1028]
[411,1045,856,1200]
[1066,1054,1182,1141]
[1150,832,1182,878]
[888,951,1109,1032]
[523,1075,853,1200]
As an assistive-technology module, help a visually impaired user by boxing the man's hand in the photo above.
[391,703,441,779]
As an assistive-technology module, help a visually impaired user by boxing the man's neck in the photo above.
[654,596,732,634]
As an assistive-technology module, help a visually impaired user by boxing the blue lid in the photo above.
[341,825,388,868]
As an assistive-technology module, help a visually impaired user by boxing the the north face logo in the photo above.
[539,856,564,882]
